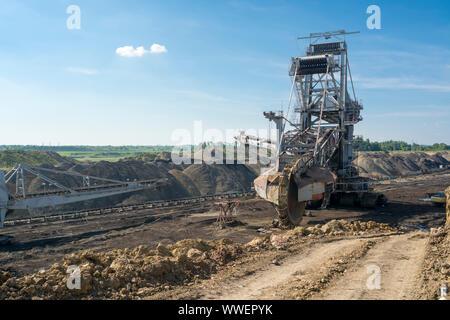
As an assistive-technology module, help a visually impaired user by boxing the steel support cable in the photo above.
[295,78,304,113]
[22,165,75,194]
[4,167,18,184]
[283,67,298,133]
[313,65,330,157]
[30,166,124,184]
[275,67,298,170]
[19,166,26,198]
[4,166,17,180]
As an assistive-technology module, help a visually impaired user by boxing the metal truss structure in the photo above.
[0,164,167,227]
[282,30,365,191]
[237,30,385,226]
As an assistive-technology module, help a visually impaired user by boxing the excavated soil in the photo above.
[355,151,449,179]
[0,163,448,300]
[0,220,396,300]
[413,227,450,299]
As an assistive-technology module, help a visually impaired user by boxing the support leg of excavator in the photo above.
[0,209,12,245]
[0,209,6,228]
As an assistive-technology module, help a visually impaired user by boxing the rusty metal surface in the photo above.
[254,159,307,225]
[254,161,339,226]
[296,166,335,189]
[298,182,325,202]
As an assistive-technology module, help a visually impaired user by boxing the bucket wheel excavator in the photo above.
[236,30,386,227]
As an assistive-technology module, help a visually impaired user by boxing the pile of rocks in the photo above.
[286,219,397,238]
[0,238,242,300]
[245,219,397,250]
[0,219,397,300]
[416,226,449,299]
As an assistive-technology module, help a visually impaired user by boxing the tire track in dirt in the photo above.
[312,232,427,300]
[201,238,367,300]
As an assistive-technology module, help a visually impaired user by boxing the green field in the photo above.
[0,146,174,163]
[57,150,154,162]
[57,147,174,162]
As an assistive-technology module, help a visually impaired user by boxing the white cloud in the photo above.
[115,46,148,57]
[116,43,167,57]
[150,43,167,54]
[66,67,98,75]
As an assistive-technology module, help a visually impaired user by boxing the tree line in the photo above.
[353,138,449,152]
[0,145,173,152]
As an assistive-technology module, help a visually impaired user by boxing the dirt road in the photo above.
[184,232,428,300]
[205,238,365,300]
[312,232,428,300]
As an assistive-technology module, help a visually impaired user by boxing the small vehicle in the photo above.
[427,191,446,207]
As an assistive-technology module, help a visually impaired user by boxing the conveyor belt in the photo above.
[3,191,256,227]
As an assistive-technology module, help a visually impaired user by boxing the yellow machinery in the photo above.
[428,191,446,207]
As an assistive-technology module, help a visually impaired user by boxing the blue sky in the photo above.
[0,0,449,145]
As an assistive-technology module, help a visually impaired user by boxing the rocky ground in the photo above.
[0,220,397,300]
[413,226,450,299]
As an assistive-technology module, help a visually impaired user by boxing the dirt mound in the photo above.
[0,150,75,169]
[168,169,201,196]
[415,227,450,299]
[76,160,191,207]
[80,159,256,205]
[284,219,397,238]
[182,163,256,195]
[155,152,172,162]
[244,220,396,251]
[0,238,243,300]
[440,152,450,162]
[355,151,449,179]
[0,219,396,300]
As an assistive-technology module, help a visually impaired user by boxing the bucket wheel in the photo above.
[275,161,306,227]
